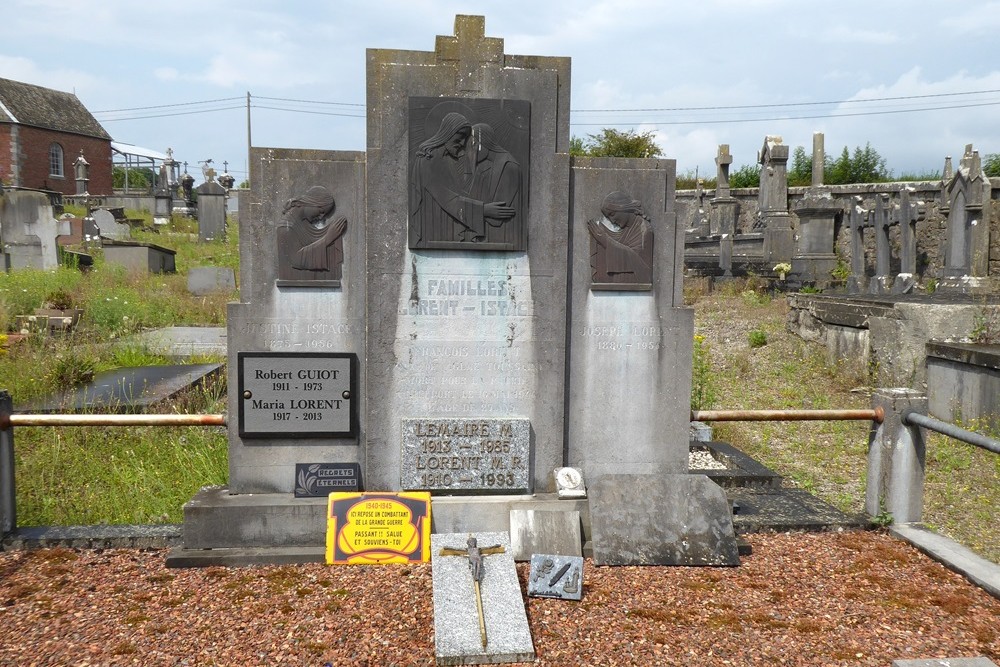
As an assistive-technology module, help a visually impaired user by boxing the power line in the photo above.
[252,105,365,118]
[96,105,246,122]
[571,88,1000,113]
[92,96,244,114]
[569,99,1000,127]
[254,95,364,107]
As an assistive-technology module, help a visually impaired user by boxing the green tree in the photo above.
[788,145,812,186]
[729,164,761,188]
[569,136,587,157]
[824,142,890,184]
[579,128,663,158]
[112,166,154,190]
[984,153,1000,178]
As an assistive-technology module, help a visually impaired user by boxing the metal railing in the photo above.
[0,389,226,538]
[903,410,1000,455]
[692,407,883,423]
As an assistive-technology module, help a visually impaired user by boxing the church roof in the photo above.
[0,77,112,141]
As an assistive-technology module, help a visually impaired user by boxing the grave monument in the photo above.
[169,15,735,568]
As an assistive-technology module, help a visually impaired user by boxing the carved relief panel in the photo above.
[408,97,530,251]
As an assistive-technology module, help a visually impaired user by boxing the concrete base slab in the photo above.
[431,532,534,665]
[166,546,325,568]
[891,523,1000,599]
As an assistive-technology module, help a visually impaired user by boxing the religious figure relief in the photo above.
[408,97,529,251]
[587,191,654,289]
[276,185,347,286]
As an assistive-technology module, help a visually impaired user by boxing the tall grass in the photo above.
[2,214,235,525]
[694,289,999,563]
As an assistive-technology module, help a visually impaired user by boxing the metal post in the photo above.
[867,389,927,523]
[0,391,15,537]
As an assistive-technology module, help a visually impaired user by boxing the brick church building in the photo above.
[0,77,113,196]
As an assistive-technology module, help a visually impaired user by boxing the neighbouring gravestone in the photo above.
[431,532,534,665]
[196,179,227,241]
[588,474,739,566]
[526,554,584,600]
[186,266,237,296]
[365,14,571,495]
[101,240,177,273]
[567,157,692,479]
[0,190,65,270]
[90,208,131,241]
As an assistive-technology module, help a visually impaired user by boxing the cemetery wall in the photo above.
[8,125,113,196]
[678,178,1000,280]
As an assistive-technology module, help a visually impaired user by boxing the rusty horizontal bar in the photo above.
[3,414,227,428]
[692,407,884,424]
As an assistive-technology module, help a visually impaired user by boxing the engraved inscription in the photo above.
[400,418,530,493]
[238,353,356,438]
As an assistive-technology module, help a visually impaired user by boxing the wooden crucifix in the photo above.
[439,535,505,648]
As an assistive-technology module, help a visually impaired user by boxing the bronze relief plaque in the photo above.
[408,97,530,251]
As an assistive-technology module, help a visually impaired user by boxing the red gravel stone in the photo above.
[0,530,997,665]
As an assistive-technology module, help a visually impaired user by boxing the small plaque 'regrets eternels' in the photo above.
[400,418,530,494]
[238,352,358,438]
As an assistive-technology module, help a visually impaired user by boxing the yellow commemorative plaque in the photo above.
[325,491,432,564]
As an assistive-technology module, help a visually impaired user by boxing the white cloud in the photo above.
[0,55,101,93]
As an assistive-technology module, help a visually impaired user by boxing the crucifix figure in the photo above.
[439,535,505,648]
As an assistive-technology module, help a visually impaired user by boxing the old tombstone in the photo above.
[939,144,991,292]
[196,180,227,241]
[90,208,131,241]
[170,15,734,570]
[756,136,793,264]
[0,190,66,270]
[365,14,570,500]
[567,156,691,481]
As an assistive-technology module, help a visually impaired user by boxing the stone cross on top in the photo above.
[435,15,504,92]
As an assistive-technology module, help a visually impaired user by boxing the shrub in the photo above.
[748,330,768,348]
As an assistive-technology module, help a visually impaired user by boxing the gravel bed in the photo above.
[1,530,997,666]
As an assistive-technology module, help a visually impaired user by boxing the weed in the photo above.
[970,306,1000,343]
[691,334,716,410]
[45,347,97,389]
[748,329,768,348]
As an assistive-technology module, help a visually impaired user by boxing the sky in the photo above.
[4,0,1000,184]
